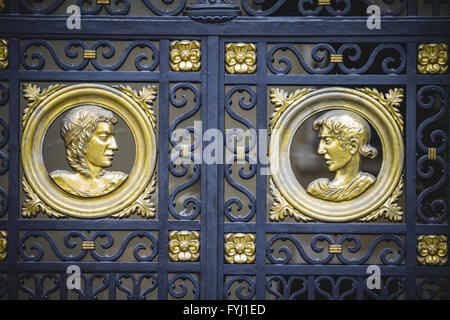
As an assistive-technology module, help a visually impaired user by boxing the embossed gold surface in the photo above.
[0,231,6,261]
[169,231,200,262]
[417,235,448,266]
[224,233,255,264]
[418,43,448,74]
[225,43,256,74]
[170,40,201,72]
[0,39,8,69]
[50,106,128,197]
[306,110,378,202]
[0,1,5,11]
[21,83,157,219]
[269,87,404,222]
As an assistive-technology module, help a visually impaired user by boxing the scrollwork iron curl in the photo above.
[266,234,335,265]
[224,86,257,222]
[116,273,158,300]
[18,273,61,300]
[21,40,159,71]
[224,276,255,300]
[19,230,157,262]
[0,82,8,106]
[315,276,357,300]
[416,86,448,224]
[168,274,199,299]
[298,0,351,16]
[77,0,130,15]
[168,83,201,220]
[336,235,405,265]
[363,0,407,16]
[142,0,187,16]
[266,275,308,300]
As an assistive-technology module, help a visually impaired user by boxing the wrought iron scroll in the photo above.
[168,83,201,220]
[267,234,405,265]
[168,274,200,299]
[18,273,62,299]
[0,274,6,298]
[116,273,158,300]
[0,82,8,218]
[268,43,406,74]
[142,0,187,16]
[20,0,187,15]
[416,86,448,224]
[266,276,405,300]
[19,231,158,262]
[21,40,159,71]
[224,276,255,300]
[224,86,257,222]
[417,278,448,300]
[241,0,406,16]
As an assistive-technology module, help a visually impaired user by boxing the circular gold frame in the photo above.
[270,87,404,222]
[22,84,157,219]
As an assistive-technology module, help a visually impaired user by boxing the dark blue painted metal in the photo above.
[0,0,449,300]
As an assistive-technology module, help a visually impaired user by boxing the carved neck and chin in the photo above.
[329,156,361,187]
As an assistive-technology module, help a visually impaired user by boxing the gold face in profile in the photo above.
[306,110,378,202]
[50,106,128,198]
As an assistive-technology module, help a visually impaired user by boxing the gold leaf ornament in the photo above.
[170,40,201,72]
[417,235,448,266]
[0,39,7,69]
[112,172,157,219]
[269,178,314,222]
[357,87,404,134]
[418,43,448,75]
[224,233,256,264]
[0,231,7,261]
[169,231,200,262]
[22,83,67,127]
[269,88,314,130]
[112,84,157,130]
[225,43,256,74]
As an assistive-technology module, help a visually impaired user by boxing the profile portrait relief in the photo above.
[306,110,378,202]
[50,105,128,198]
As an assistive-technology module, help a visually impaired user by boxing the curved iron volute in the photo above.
[184,0,241,23]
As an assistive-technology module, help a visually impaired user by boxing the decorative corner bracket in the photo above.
[184,0,241,23]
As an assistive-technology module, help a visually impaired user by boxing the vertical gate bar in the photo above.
[432,0,440,16]
[216,38,225,300]
[9,0,19,13]
[255,40,267,300]
[406,42,417,300]
[7,38,19,299]
[109,272,115,300]
[200,35,208,300]
[206,35,219,300]
[408,0,418,16]
[158,39,170,300]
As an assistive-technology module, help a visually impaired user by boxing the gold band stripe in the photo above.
[236,146,246,162]
[428,148,437,160]
[181,144,190,158]
[81,241,95,250]
[97,0,110,4]
[330,54,343,63]
[318,0,331,5]
[83,50,97,59]
[329,244,342,254]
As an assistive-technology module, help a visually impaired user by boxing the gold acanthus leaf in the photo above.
[358,177,404,223]
[269,88,314,131]
[269,178,314,222]
[22,83,67,128]
[22,176,67,219]
[113,85,157,130]
[111,173,157,219]
[357,87,404,135]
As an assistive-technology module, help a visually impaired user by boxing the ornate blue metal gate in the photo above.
[0,0,449,300]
